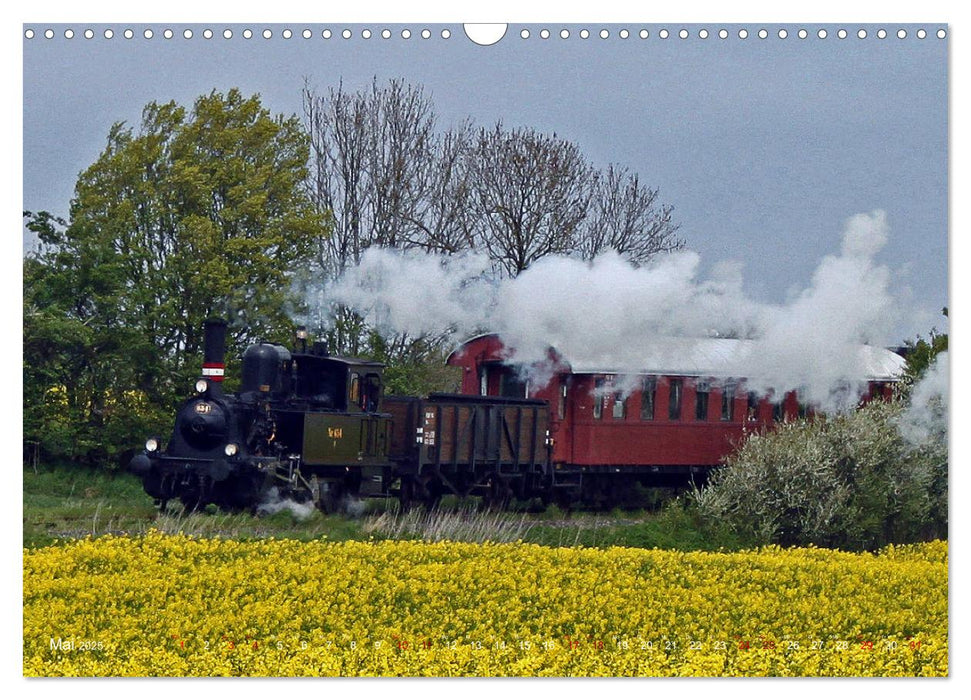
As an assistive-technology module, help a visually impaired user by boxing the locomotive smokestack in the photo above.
[202,318,228,383]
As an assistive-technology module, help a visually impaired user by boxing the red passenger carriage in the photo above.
[447,334,904,505]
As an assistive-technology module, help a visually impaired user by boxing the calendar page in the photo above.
[22,18,949,680]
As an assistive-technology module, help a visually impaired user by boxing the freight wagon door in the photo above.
[499,404,543,469]
[420,402,502,466]
[471,405,504,462]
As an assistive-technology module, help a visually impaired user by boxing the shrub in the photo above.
[692,399,947,550]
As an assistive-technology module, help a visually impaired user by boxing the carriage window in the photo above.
[772,394,785,422]
[641,376,657,420]
[500,371,528,398]
[479,367,488,396]
[747,391,759,421]
[695,379,710,421]
[612,392,627,420]
[594,379,606,420]
[870,382,887,401]
[668,378,682,421]
[557,382,568,420]
[721,382,736,421]
[349,373,360,406]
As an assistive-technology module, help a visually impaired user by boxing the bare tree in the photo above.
[303,78,454,356]
[303,79,370,275]
[303,78,448,273]
[365,79,438,249]
[300,77,683,373]
[304,79,682,278]
[397,121,479,255]
[578,164,683,265]
[468,124,594,276]
[303,81,370,355]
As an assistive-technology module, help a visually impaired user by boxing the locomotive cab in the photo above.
[291,353,385,413]
[291,354,392,481]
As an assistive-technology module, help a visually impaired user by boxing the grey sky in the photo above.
[22,23,948,341]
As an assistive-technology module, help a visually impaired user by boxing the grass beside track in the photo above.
[23,464,750,551]
[23,465,369,548]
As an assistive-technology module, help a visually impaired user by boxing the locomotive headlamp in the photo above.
[224,443,239,457]
[195,379,209,394]
[145,438,160,453]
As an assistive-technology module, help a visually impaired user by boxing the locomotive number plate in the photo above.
[194,403,212,414]
[328,427,343,439]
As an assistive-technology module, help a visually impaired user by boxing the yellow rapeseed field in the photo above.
[23,533,947,677]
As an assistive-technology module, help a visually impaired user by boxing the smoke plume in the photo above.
[256,487,316,520]
[319,210,910,411]
[898,352,949,446]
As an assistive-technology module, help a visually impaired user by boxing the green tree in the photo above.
[902,307,948,385]
[24,89,325,465]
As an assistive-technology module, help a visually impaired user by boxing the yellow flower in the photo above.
[23,533,947,677]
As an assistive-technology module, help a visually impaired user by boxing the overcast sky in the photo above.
[22,21,947,342]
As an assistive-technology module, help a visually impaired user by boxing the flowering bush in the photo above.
[24,533,946,677]
[692,400,948,549]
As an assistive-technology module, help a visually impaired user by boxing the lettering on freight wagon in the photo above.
[423,411,437,445]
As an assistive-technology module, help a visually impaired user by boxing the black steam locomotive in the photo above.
[129,319,553,513]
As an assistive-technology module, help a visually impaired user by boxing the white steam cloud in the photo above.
[256,487,316,520]
[317,210,908,411]
[325,251,498,337]
[898,352,949,446]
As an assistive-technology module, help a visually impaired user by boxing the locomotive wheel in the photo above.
[553,489,576,513]
[423,479,443,511]
[318,481,344,514]
[398,477,418,512]
[178,476,208,513]
[179,493,204,513]
[539,489,553,509]
[483,474,513,511]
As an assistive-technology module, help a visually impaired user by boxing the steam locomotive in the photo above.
[130,320,905,513]
[129,319,552,512]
